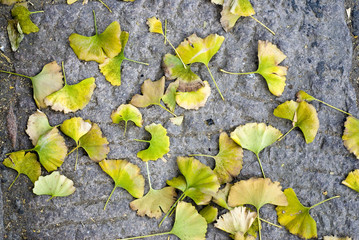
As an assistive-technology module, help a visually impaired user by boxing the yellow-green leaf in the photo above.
[220,0,241,32]
[130,187,176,219]
[33,171,76,200]
[212,183,232,210]
[60,117,92,143]
[33,128,68,172]
[69,21,122,64]
[25,110,53,146]
[342,169,359,192]
[296,90,316,102]
[111,104,142,136]
[11,5,39,34]
[229,0,255,16]
[176,81,211,110]
[162,80,179,112]
[44,77,96,113]
[1,0,23,5]
[136,123,170,162]
[130,77,165,108]
[343,116,359,159]
[7,19,24,52]
[199,205,218,224]
[146,16,163,35]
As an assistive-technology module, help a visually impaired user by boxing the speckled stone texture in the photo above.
[0,0,358,239]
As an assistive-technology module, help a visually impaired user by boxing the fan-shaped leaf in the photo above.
[33,171,75,199]
[130,187,176,219]
[200,205,218,224]
[296,90,316,102]
[11,5,39,34]
[146,16,163,35]
[33,128,67,172]
[274,100,319,143]
[229,0,255,16]
[44,77,96,113]
[60,117,92,143]
[25,110,53,146]
[78,122,109,162]
[220,0,241,32]
[130,77,165,108]
[170,116,184,126]
[69,21,122,63]
[342,169,359,192]
[343,116,359,159]
[176,81,211,110]
[3,151,41,187]
[111,104,142,136]
[136,123,170,161]
[212,183,232,210]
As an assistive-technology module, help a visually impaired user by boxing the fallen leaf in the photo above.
[25,110,53,146]
[342,116,359,159]
[11,5,40,34]
[7,19,24,52]
[111,104,142,136]
[199,205,218,224]
[342,169,359,192]
[176,81,211,110]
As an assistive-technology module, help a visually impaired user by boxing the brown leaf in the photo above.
[7,104,17,149]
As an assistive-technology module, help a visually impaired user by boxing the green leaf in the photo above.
[212,183,232,210]
[136,123,170,162]
[78,122,109,162]
[163,54,203,92]
[33,171,76,199]
[276,188,317,239]
[166,175,187,192]
[3,151,41,187]
[111,104,142,136]
[99,31,129,86]
[176,81,211,110]
[44,77,96,113]
[199,205,218,224]
[342,116,359,159]
[342,169,359,193]
[99,159,145,209]
[176,34,224,66]
[146,16,164,35]
[215,206,257,239]
[130,187,176,219]
[296,90,316,102]
[69,21,122,63]
[274,100,319,143]
[130,77,165,108]
[167,156,220,205]
[60,117,92,143]
[170,201,207,240]
[162,80,179,112]
[11,5,39,34]
[228,178,288,210]
[7,19,24,52]
[229,0,255,16]
[25,110,53,146]
[256,40,288,96]
[33,128,68,172]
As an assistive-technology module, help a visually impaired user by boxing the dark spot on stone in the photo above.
[306,0,323,18]
[205,119,214,126]
[18,209,24,215]
[353,3,359,36]
[291,0,298,11]
[1,178,7,183]
[288,84,293,89]
[140,74,144,77]
[307,58,312,63]
[208,148,211,152]
[311,41,318,48]
[316,61,325,77]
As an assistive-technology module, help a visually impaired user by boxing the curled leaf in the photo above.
[212,183,232,210]
[111,104,142,136]
[342,116,359,159]
[220,0,241,32]
[342,169,359,193]
[11,5,39,34]
[60,117,92,143]
[199,205,218,224]
[162,80,179,112]
[130,77,165,108]
[26,110,53,146]
[176,81,211,110]
[7,19,24,52]
[33,171,76,199]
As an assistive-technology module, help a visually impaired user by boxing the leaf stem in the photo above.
[0,70,31,79]
[66,145,80,157]
[119,232,170,240]
[47,196,55,201]
[30,11,44,14]
[61,61,67,85]
[8,174,20,190]
[169,193,186,217]
[93,10,98,35]
[309,195,340,210]
[277,126,296,142]
[259,217,282,228]
[97,0,112,13]
[133,139,150,143]
[164,19,167,44]
[315,99,351,116]
[206,65,224,101]
[189,154,215,159]
[256,154,266,178]
[145,162,152,190]
[163,36,187,69]
[124,57,149,66]
[257,209,262,240]
[104,186,117,210]
[220,69,257,75]
[159,192,185,227]
[250,15,275,35]
[123,121,128,137]
[74,147,79,171]
[157,103,177,117]
[22,148,35,152]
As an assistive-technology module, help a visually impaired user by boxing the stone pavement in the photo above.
[0,0,359,239]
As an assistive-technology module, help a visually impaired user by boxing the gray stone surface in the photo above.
[0,0,358,239]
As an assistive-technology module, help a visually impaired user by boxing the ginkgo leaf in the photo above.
[343,116,359,159]
[78,122,109,162]
[33,171,76,200]
[176,81,211,110]
[170,116,184,126]
[167,156,220,205]
[215,206,257,239]
[130,187,176,219]
[212,183,232,210]
[147,16,164,35]
[162,80,179,112]
[1,0,23,5]
[193,132,243,184]
[324,237,352,240]
[3,151,41,189]
[11,5,40,34]
[220,0,241,32]
[136,123,170,162]
[111,104,142,136]
[44,77,96,113]
[60,117,92,143]
[69,16,122,63]
[199,205,218,224]
[25,110,53,146]
[7,19,24,52]
[230,123,281,177]
[273,100,319,143]
[296,90,316,102]
[163,54,203,92]
[229,0,255,16]
[130,77,165,108]
[33,128,68,172]
[228,178,288,209]
[342,169,359,192]
[99,159,145,210]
